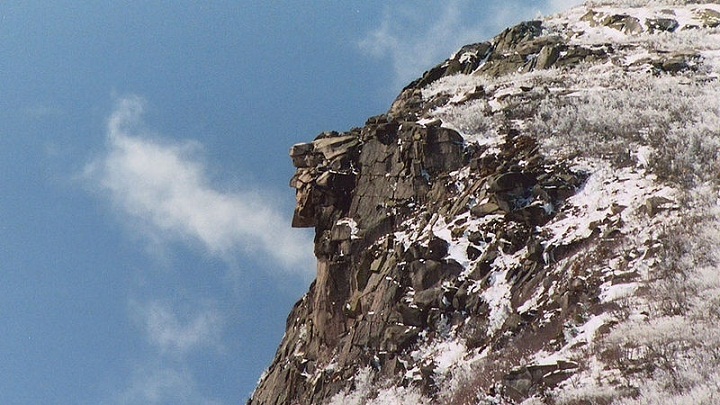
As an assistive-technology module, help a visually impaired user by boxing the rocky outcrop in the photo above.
[254,113,472,404]
[290,115,466,252]
[252,112,585,405]
[404,19,611,94]
[250,3,720,404]
[251,16,600,405]
[503,360,579,401]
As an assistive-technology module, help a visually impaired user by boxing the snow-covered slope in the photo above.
[250,1,720,404]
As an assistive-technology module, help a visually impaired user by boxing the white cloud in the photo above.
[359,1,586,89]
[85,96,314,275]
[113,300,224,404]
[359,0,490,89]
[358,1,533,88]
[114,364,222,405]
[132,299,223,357]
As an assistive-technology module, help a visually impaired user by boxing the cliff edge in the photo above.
[251,2,720,404]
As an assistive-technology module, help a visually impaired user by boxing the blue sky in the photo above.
[0,1,581,403]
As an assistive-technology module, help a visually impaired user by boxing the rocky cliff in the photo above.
[250,1,720,404]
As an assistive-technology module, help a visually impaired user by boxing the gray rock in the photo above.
[652,53,699,73]
[503,361,578,401]
[646,17,679,32]
[413,287,444,309]
[313,135,360,161]
[290,142,313,157]
[471,200,501,217]
[488,172,536,193]
[580,9,602,26]
[602,14,643,34]
[409,260,444,291]
[536,44,561,69]
[330,222,352,241]
[466,245,482,261]
[494,21,543,54]
[398,303,425,327]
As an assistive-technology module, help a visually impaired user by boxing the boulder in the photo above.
[494,21,543,54]
[488,172,536,193]
[653,53,699,73]
[602,14,643,34]
[409,260,444,291]
[503,361,578,401]
[413,287,444,309]
[398,303,425,327]
[580,9,602,26]
[536,44,561,69]
[330,222,352,241]
[471,200,502,216]
[467,245,482,261]
[646,17,679,32]
[406,42,493,91]
[312,135,360,161]
[427,237,449,261]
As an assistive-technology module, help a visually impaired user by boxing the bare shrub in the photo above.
[441,344,531,405]
[552,385,626,405]
[526,69,720,188]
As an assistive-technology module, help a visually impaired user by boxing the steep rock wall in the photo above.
[249,3,719,403]
[250,68,585,405]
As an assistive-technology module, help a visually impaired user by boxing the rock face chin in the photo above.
[251,2,720,404]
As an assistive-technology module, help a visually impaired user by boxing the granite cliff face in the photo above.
[251,2,720,404]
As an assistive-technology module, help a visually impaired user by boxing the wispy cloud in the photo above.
[131,299,223,357]
[359,1,584,89]
[109,299,224,405]
[114,363,222,405]
[85,96,314,275]
[359,0,489,89]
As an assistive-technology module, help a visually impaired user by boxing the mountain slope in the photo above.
[250,1,720,404]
